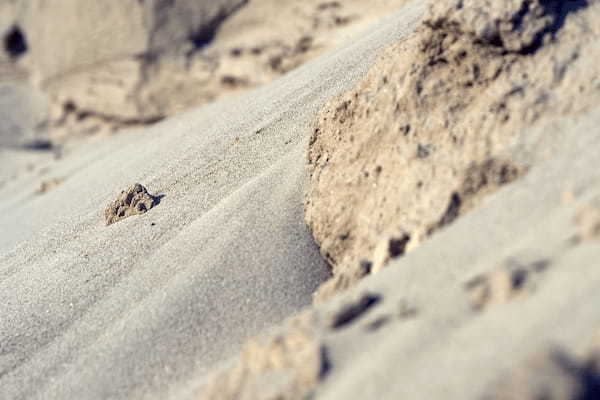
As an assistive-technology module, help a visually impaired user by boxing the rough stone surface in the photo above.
[104,183,157,225]
[305,0,600,301]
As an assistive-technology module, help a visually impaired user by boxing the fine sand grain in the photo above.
[4,1,600,399]
[0,3,425,399]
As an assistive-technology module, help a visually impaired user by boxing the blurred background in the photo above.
[0,0,408,188]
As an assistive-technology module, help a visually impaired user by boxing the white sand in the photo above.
[0,3,425,399]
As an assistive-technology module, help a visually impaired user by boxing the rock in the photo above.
[104,183,157,225]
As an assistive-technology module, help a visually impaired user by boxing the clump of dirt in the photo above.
[201,312,329,400]
[306,0,600,302]
[104,183,158,225]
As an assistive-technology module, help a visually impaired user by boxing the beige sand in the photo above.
[306,0,600,301]
[0,0,411,144]
[202,0,600,398]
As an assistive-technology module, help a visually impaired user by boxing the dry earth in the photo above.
[305,0,600,301]
[0,2,427,398]
[104,183,159,226]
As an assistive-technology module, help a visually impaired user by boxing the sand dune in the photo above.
[202,0,600,398]
[2,0,600,399]
[0,2,424,398]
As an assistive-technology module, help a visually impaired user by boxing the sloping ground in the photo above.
[0,3,425,399]
[312,108,600,399]
[200,1,600,399]
[0,0,412,194]
[306,0,600,300]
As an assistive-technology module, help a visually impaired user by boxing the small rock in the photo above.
[104,183,157,225]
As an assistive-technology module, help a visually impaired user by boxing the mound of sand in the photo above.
[305,0,600,301]
[3,0,600,399]
[200,0,600,398]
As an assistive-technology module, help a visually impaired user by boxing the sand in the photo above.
[305,0,600,301]
[0,2,424,399]
[201,1,600,398]
[0,0,412,145]
[2,0,600,399]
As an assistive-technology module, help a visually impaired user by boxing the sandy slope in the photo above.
[201,1,600,399]
[314,108,600,399]
[4,1,600,399]
[0,0,412,143]
[0,3,425,399]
